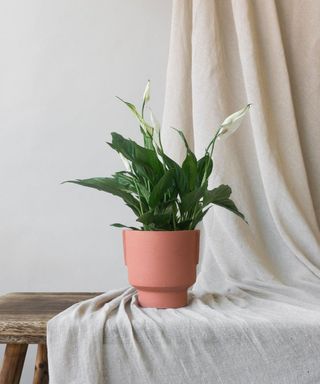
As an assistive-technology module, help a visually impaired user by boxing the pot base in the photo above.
[137,290,188,309]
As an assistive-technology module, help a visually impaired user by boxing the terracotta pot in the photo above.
[123,230,200,308]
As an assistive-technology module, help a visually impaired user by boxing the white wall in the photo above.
[0,0,172,381]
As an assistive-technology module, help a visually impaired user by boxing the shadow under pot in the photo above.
[123,230,200,309]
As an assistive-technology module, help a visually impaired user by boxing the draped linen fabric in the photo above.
[162,0,320,296]
[47,1,320,383]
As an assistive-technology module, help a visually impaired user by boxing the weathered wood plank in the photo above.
[0,293,101,344]
[0,322,47,344]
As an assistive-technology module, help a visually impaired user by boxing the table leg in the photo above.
[33,344,48,384]
[0,343,28,384]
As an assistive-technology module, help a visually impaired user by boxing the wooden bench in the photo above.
[0,292,100,384]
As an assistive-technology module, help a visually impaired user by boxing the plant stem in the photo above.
[172,212,177,231]
[133,181,143,212]
[129,165,147,230]
[205,127,221,156]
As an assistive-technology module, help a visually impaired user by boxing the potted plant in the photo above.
[65,82,250,308]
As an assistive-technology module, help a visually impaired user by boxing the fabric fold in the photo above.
[48,287,320,383]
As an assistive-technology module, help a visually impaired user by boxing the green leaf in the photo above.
[63,177,140,216]
[203,184,247,222]
[182,152,198,191]
[197,154,213,186]
[112,171,136,193]
[136,183,150,204]
[203,184,231,205]
[215,199,247,222]
[111,223,140,230]
[190,207,211,229]
[109,132,163,179]
[149,170,175,208]
[160,153,188,197]
[175,219,193,230]
[180,181,208,213]
[131,163,151,183]
[139,126,153,150]
[112,171,149,209]
[137,211,172,227]
[171,127,192,152]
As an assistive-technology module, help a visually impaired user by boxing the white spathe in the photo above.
[142,80,151,105]
[217,104,251,139]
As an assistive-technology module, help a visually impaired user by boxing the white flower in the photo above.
[142,80,150,105]
[217,104,251,139]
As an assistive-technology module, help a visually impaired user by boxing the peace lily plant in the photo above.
[65,82,250,308]
[65,82,250,231]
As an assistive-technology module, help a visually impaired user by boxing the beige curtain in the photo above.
[162,0,320,295]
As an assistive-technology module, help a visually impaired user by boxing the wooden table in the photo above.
[0,292,100,384]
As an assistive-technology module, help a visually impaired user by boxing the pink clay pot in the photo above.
[123,230,200,309]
